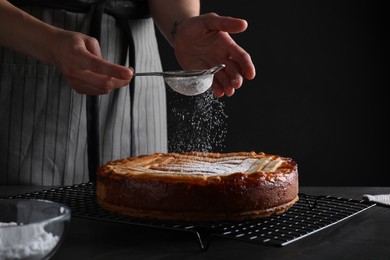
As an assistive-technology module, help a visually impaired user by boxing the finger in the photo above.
[69,79,129,95]
[68,81,104,95]
[213,61,242,92]
[212,76,236,97]
[204,13,248,34]
[223,83,235,97]
[81,54,132,80]
[67,70,130,95]
[211,79,225,98]
[75,39,132,80]
[84,36,102,57]
[224,60,244,89]
[227,44,256,80]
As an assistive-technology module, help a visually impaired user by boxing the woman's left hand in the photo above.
[173,13,256,97]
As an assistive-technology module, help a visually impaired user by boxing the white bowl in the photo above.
[0,199,71,260]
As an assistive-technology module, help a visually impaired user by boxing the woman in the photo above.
[0,0,256,185]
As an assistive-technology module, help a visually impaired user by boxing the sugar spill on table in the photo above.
[168,90,228,153]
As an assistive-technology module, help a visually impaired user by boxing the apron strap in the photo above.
[105,6,138,158]
[85,0,106,184]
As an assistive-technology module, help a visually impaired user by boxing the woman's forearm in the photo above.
[0,1,134,94]
[1,0,200,61]
[0,0,59,63]
[148,0,200,47]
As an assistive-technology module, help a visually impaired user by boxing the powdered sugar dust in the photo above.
[168,90,227,153]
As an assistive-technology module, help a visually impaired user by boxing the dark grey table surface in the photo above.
[1,186,389,260]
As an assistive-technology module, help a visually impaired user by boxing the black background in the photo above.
[156,1,388,186]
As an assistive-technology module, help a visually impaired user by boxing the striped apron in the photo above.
[0,0,167,186]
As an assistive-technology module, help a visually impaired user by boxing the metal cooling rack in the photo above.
[5,182,375,250]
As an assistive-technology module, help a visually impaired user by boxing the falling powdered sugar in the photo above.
[0,222,59,259]
[168,90,228,153]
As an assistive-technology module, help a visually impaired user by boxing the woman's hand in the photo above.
[173,13,256,97]
[0,1,133,95]
[50,30,133,95]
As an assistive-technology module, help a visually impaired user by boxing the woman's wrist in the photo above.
[149,0,199,47]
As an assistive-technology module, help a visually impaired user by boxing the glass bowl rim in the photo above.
[0,198,71,229]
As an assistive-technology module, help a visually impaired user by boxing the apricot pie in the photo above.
[96,152,299,221]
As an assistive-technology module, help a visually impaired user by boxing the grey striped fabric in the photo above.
[0,2,167,185]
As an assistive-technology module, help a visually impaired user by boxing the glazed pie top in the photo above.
[97,151,297,181]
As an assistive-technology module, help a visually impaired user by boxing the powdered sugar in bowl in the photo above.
[0,199,71,260]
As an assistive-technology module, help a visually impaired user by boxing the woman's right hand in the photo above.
[1,1,132,95]
[50,30,133,95]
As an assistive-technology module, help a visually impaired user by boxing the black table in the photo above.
[1,186,389,260]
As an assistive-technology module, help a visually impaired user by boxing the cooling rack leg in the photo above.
[193,231,208,251]
[188,226,216,251]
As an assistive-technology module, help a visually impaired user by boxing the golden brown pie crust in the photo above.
[96,152,299,222]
